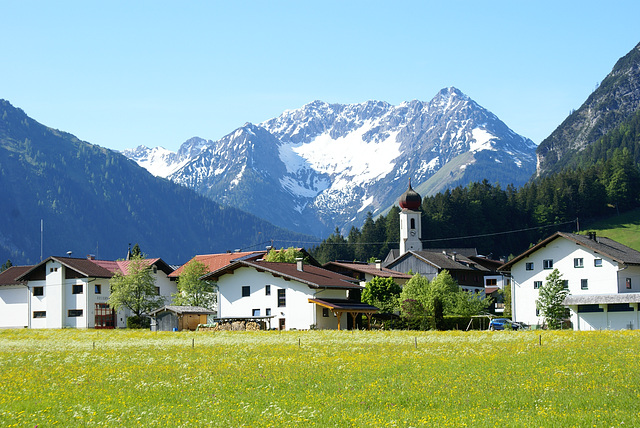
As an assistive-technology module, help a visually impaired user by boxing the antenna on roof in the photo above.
[40,219,44,261]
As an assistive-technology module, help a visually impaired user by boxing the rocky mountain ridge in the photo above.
[536,41,640,176]
[125,87,537,236]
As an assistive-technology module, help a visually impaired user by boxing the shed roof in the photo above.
[202,260,361,289]
[149,305,216,316]
[563,293,640,306]
[499,232,640,271]
[308,298,379,313]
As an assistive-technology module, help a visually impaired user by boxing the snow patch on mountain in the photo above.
[470,128,497,152]
[284,120,401,187]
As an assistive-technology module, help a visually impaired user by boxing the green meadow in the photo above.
[1,329,639,427]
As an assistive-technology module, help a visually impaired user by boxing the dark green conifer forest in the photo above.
[310,113,640,264]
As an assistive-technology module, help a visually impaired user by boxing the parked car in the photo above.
[489,318,521,331]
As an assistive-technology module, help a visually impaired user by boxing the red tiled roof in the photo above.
[0,266,33,286]
[92,258,173,276]
[169,251,266,278]
[203,260,361,289]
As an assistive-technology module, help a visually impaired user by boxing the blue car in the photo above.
[489,318,521,331]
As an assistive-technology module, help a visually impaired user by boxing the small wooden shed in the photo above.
[150,305,215,331]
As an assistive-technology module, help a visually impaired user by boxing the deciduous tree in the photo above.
[172,260,216,309]
[536,268,569,329]
[362,276,401,314]
[108,255,164,320]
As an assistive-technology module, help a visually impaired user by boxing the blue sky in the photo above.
[2,1,639,152]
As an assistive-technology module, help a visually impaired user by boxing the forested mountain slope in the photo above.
[0,100,312,265]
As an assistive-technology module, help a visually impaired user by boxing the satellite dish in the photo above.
[67,251,73,256]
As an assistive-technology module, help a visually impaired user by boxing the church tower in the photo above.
[399,179,422,255]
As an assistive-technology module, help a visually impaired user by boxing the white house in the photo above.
[0,255,176,329]
[202,258,377,330]
[499,232,640,330]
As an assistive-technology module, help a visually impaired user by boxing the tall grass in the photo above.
[1,329,638,427]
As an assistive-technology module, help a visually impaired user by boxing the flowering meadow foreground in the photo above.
[0,329,638,427]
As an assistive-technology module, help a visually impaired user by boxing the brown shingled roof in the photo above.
[323,261,412,280]
[17,257,115,281]
[499,232,640,271]
[203,260,361,289]
[16,256,174,281]
[0,266,32,286]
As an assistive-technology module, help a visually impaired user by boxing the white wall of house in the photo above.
[0,285,29,328]
[2,260,177,329]
[216,267,348,330]
[511,237,621,327]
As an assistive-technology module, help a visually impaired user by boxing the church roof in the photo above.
[398,179,422,211]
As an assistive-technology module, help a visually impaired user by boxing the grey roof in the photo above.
[408,251,490,272]
[500,232,640,271]
[563,293,640,306]
[149,305,216,316]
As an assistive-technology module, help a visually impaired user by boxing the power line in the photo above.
[255,218,578,247]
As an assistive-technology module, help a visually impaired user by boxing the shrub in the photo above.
[126,315,151,329]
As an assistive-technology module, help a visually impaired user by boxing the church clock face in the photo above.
[410,230,416,236]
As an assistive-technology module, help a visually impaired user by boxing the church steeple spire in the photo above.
[399,178,422,255]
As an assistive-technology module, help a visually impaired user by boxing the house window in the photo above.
[265,308,271,316]
[68,309,83,317]
[33,286,44,296]
[594,259,603,267]
[581,279,588,290]
[72,284,83,294]
[578,304,604,313]
[265,285,271,296]
[252,309,260,317]
[562,280,569,289]
[525,262,534,271]
[277,289,286,307]
[33,311,46,318]
[543,259,553,270]
[535,308,540,316]
[95,284,102,294]
[323,308,329,317]
[410,218,415,229]
[574,258,584,268]
[152,266,157,274]
[49,267,58,273]
[533,281,542,289]
[626,278,632,289]
[609,303,634,312]
[242,286,250,297]
[155,286,160,295]
[485,278,497,286]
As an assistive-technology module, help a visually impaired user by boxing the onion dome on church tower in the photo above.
[399,179,422,211]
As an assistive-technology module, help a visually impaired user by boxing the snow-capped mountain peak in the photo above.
[123,88,536,237]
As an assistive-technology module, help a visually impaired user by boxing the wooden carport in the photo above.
[308,298,379,330]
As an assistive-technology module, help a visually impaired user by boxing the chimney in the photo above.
[375,259,382,270]
[87,254,96,260]
[452,251,458,262]
[296,257,304,272]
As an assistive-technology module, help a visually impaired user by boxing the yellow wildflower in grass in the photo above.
[0,329,639,426]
